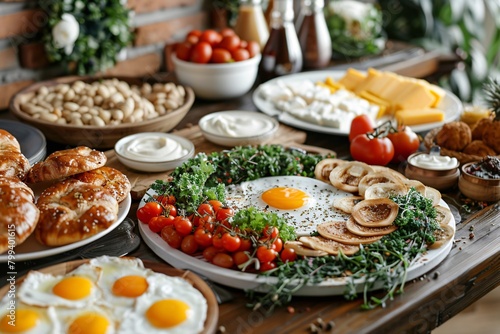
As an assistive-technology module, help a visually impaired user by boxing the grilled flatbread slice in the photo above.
[314,158,346,183]
[364,182,408,200]
[317,221,383,245]
[425,186,442,206]
[403,179,426,194]
[345,216,396,236]
[371,165,407,182]
[434,205,452,226]
[332,196,363,214]
[329,161,374,193]
[299,236,360,255]
[351,198,399,227]
[428,221,454,250]
[284,241,328,257]
[358,171,406,197]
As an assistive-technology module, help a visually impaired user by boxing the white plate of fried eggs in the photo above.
[0,256,218,334]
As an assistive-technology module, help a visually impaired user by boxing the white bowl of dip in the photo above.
[199,111,279,147]
[114,132,195,172]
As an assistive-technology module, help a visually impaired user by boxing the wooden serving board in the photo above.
[105,124,334,200]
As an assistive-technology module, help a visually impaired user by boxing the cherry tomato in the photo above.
[271,238,283,253]
[349,115,375,142]
[136,202,162,224]
[280,248,297,263]
[186,29,202,39]
[210,48,232,63]
[155,195,176,206]
[239,40,248,49]
[194,228,213,248]
[148,215,175,233]
[174,216,193,237]
[232,251,250,266]
[175,42,192,61]
[221,233,241,252]
[232,48,250,61]
[181,235,198,254]
[237,238,252,252]
[203,246,220,262]
[350,134,395,166]
[199,29,222,46]
[219,27,236,37]
[208,200,223,213]
[246,41,260,58]
[161,225,182,249]
[212,253,234,269]
[262,226,279,240]
[212,233,224,249]
[197,203,214,217]
[163,204,177,217]
[190,41,212,64]
[256,246,277,263]
[199,216,215,232]
[218,35,241,52]
[216,207,234,222]
[260,261,277,272]
[387,126,420,163]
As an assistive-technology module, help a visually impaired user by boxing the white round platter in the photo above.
[0,194,131,262]
[252,70,462,135]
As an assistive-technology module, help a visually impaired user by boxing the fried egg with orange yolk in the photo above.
[118,273,207,334]
[0,301,59,334]
[225,175,351,236]
[17,265,101,309]
[55,305,115,334]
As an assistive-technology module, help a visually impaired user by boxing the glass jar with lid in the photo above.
[234,0,270,50]
[259,0,303,82]
[296,0,332,69]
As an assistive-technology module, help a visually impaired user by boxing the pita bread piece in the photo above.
[345,216,397,237]
[351,198,399,227]
[332,195,363,214]
[298,236,360,255]
[317,221,383,245]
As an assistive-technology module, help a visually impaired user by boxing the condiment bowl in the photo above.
[405,152,460,191]
[172,54,261,100]
[114,132,195,172]
[458,162,500,202]
[199,110,279,147]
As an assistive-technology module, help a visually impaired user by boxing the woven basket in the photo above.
[423,128,500,164]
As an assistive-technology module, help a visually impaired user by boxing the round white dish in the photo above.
[199,110,279,147]
[252,70,463,135]
[0,119,46,165]
[138,189,455,296]
[0,194,131,262]
[114,132,195,172]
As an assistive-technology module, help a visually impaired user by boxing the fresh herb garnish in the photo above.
[246,188,439,312]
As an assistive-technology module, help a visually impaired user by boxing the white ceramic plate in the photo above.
[252,71,463,135]
[0,194,131,262]
[139,188,455,296]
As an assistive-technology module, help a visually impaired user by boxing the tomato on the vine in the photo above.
[350,133,395,166]
[181,235,198,254]
[136,202,162,224]
[173,216,193,237]
[387,125,420,163]
[202,246,220,262]
[261,226,279,240]
[194,228,213,248]
[271,238,283,253]
[161,225,182,249]
[212,253,234,268]
[148,215,175,233]
[232,251,250,266]
[260,261,277,272]
[216,207,234,221]
[197,203,214,216]
[237,238,252,252]
[349,115,375,142]
[221,233,241,252]
[280,247,297,263]
[256,246,277,263]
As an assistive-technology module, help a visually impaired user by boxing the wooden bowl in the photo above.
[0,258,219,334]
[458,162,500,202]
[9,76,194,149]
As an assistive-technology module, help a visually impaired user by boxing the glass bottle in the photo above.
[264,0,274,27]
[234,0,270,50]
[259,0,303,82]
[297,0,332,69]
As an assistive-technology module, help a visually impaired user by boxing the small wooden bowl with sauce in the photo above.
[458,158,500,202]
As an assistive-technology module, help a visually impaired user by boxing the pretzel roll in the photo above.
[71,166,131,202]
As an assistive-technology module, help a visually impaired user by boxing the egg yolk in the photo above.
[261,187,310,210]
[52,276,93,300]
[112,275,149,297]
[0,309,39,333]
[146,299,190,328]
[68,312,110,334]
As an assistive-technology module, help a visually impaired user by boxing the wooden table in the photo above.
[1,51,498,333]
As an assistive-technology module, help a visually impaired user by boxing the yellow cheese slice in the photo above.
[395,108,445,126]
[338,68,366,91]
[357,90,391,117]
[354,68,383,94]
[316,81,338,93]
[393,80,436,110]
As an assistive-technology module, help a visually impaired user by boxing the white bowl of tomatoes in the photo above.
[172,29,261,100]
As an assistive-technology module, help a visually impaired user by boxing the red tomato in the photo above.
[148,215,175,233]
[387,126,420,163]
[197,203,214,216]
[212,233,224,249]
[203,246,220,262]
[161,225,182,249]
[239,40,248,49]
[246,41,260,58]
[232,251,250,266]
[232,48,250,62]
[199,29,222,46]
[349,115,375,142]
[262,226,279,240]
[194,228,213,248]
[175,42,192,61]
[186,29,202,39]
[271,238,283,253]
[260,261,277,272]
[221,233,241,252]
[136,202,162,224]
[155,195,176,206]
[216,207,234,222]
[212,253,234,268]
[211,48,232,63]
[163,204,177,217]
[173,216,193,236]
[190,42,212,63]
[218,35,241,52]
[256,246,277,263]
[208,200,223,213]
[350,134,395,166]
[186,34,199,45]
[219,28,236,37]
[280,247,297,263]
[181,235,198,254]
[237,238,252,252]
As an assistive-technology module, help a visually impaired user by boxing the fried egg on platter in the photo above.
[86,256,155,314]
[118,273,207,334]
[0,301,59,334]
[54,304,115,334]
[225,175,351,236]
[17,264,101,308]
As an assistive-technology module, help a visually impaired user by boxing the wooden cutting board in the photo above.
[105,124,334,200]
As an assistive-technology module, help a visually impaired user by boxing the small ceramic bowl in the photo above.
[405,151,460,191]
[114,132,194,172]
[199,111,279,147]
[458,162,500,202]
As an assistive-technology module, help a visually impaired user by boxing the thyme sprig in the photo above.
[247,188,439,312]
